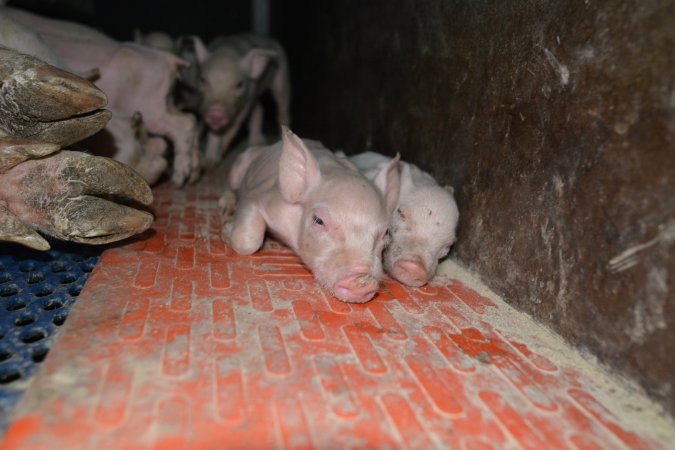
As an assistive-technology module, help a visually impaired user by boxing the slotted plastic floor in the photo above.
[0,241,101,431]
[2,165,674,450]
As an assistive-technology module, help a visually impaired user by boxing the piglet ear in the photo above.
[372,153,401,216]
[279,126,321,203]
[190,36,210,63]
[400,162,415,194]
[241,49,277,79]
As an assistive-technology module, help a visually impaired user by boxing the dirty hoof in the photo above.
[0,203,50,250]
[0,150,154,249]
[6,110,112,148]
[0,47,110,146]
[0,136,61,172]
[0,47,107,121]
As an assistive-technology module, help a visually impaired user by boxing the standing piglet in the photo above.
[220,127,399,304]
[193,34,291,168]
[348,152,459,287]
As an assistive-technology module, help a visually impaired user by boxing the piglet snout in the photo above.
[205,104,229,131]
[392,258,429,287]
[333,272,379,304]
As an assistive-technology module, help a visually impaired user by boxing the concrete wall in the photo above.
[272,0,675,416]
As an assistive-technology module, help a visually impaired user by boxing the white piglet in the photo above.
[348,151,459,287]
[220,127,400,304]
[193,34,291,168]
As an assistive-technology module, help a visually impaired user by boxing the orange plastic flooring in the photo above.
[2,166,673,450]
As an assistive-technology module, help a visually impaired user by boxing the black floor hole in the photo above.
[60,273,77,284]
[18,263,35,273]
[0,273,12,284]
[26,273,45,284]
[35,286,54,297]
[0,348,11,362]
[32,347,49,363]
[42,299,63,311]
[5,298,26,311]
[52,313,67,326]
[0,368,21,384]
[20,329,46,344]
[81,262,96,273]
[69,287,81,297]
[1,285,19,297]
[14,314,36,327]
[50,262,67,273]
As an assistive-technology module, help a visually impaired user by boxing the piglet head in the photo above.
[384,164,459,286]
[198,44,277,132]
[278,127,400,303]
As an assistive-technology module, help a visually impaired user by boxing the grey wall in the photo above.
[273,0,675,416]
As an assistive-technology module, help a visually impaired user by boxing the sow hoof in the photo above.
[0,149,153,250]
[0,46,110,146]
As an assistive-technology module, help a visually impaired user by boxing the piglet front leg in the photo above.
[0,142,153,249]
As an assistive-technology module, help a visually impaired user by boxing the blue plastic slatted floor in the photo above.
[0,241,102,431]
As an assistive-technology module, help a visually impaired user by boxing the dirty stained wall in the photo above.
[6,0,672,417]
[272,0,675,416]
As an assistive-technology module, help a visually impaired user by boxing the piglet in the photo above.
[220,127,400,303]
[192,34,291,168]
[348,152,459,287]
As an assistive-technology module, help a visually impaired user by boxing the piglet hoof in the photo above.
[187,146,202,184]
[171,151,200,187]
[170,157,188,186]
[0,150,154,249]
[220,219,234,247]
[217,189,238,219]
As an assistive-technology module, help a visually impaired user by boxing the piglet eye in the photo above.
[312,215,325,226]
[397,208,406,221]
[235,80,244,89]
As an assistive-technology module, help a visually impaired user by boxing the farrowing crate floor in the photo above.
[1,163,674,450]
